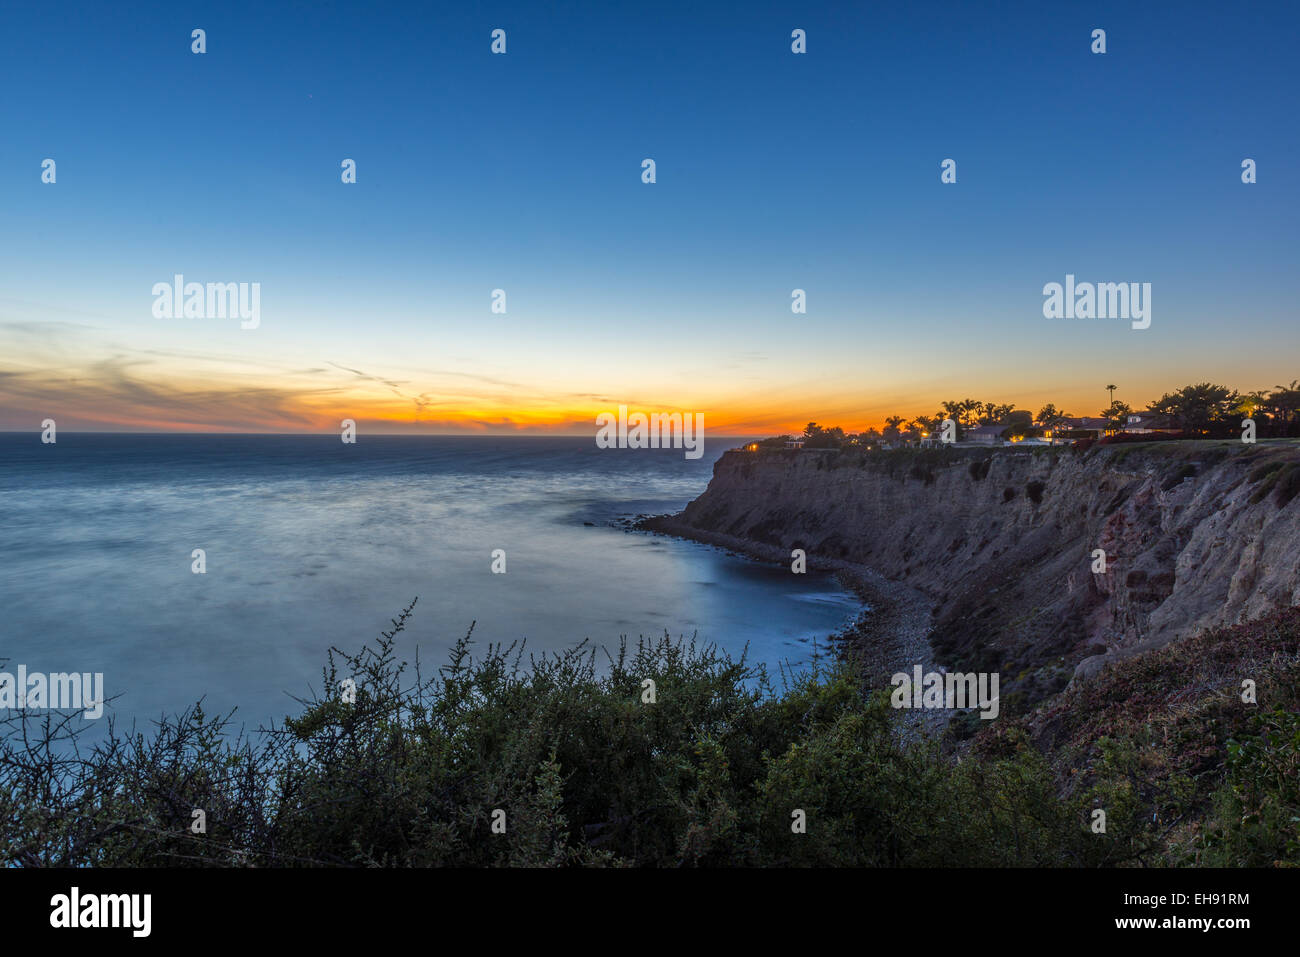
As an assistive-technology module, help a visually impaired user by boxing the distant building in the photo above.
[964,425,1006,445]
[1047,416,1112,445]
[785,438,805,449]
[1124,410,1178,434]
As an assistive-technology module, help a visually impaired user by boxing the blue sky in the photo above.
[1,0,1296,432]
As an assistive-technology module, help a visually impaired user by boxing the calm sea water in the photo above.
[0,434,861,732]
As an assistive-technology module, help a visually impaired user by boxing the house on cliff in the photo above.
[963,425,1007,446]
[1124,410,1178,434]
[1048,416,1112,445]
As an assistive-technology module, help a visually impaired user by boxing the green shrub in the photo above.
[4,599,1288,868]
[1199,709,1300,866]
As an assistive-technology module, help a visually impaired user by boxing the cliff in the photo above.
[648,440,1300,709]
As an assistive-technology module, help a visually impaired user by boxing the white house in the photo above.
[1124,410,1178,434]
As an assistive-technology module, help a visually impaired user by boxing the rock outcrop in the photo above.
[650,441,1300,707]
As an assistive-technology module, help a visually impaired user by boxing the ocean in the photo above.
[0,433,862,732]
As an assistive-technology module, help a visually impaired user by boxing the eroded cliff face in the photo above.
[663,441,1300,705]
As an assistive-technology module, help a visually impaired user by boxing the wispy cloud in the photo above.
[0,322,687,433]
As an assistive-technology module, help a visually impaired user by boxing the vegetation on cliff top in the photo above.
[734,436,1300,488]
[769,379,1300,448]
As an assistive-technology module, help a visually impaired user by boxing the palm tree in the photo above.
[882,415,906,445]
[1271,381,1300,432]
[1237,391,1267,418]
[1106,384,1117,406]
[911,415,939,436]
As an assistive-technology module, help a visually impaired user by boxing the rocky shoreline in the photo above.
[636,514,949,737]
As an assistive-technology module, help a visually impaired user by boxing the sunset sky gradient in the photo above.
[1,0,1297,435]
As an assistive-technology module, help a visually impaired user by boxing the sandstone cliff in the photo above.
[650,441,1300,709]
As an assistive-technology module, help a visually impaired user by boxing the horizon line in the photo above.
[0,429,769,438]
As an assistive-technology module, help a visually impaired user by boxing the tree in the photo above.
[1106,384,1118,406]
[1236,391,1267,418]
[1100,400,1132,430]
[821,426,846,447]
[803,424,843,448]
[1269,381,1300,434]
[1149,393,1179,417]
[1036,404,1070,427]
[1003,410,1036,439]
[912,415,941,437]
[1004,409,1033,429]
[1149,383,1237,436]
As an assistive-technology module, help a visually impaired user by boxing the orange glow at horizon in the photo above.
[1,325,1280,437]
[0,387,1213,436]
